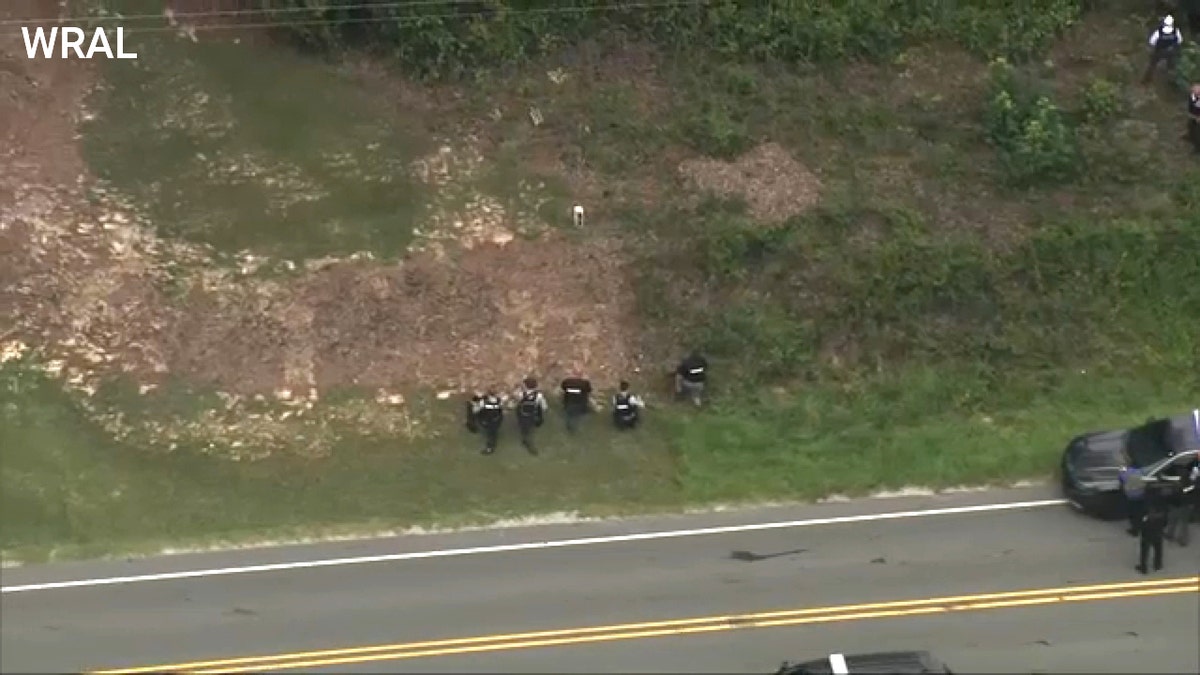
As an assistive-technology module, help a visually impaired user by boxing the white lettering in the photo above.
[116,27,137,59]
[61,27,85,59]
[21,27,57,58]
[21,26,136,60]
[85,27,113,59]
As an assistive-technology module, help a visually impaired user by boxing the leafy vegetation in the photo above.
[257,0,1084,79]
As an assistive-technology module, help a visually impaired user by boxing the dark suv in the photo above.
[776,651,954,674]
[1060,409,1200,519]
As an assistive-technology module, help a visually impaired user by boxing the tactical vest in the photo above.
[518,391,541,418]
[1158,25,1181,47]
[614,393,635,417]
[480,397,502,420]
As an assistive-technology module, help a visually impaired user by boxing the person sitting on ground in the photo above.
[675,350,708,407]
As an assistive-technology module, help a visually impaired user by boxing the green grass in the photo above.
[3,357,1193,563]
[0,362,683,563]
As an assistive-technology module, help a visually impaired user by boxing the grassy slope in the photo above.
[3,6,1199,562]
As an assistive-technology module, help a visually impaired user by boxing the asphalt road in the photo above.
[2,484,1198,674]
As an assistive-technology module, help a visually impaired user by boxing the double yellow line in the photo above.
[96,576,1198,674]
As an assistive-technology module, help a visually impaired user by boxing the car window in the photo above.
[1146,450,1200,477]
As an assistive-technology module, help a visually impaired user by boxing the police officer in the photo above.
[611,380,645,430]
[1164,454,1198,546]
[1136,485,1169,574]
[1119,458,1147,537]
[473,388,504,455]
[675,350,708,407]
[559,371,593,434]
[1187,84,1200,154]
[514,377,548,455]
[1144,14,1184,84]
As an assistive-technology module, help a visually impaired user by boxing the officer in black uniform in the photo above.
[514,377,548,455]
[1144,14,1184,84]
[675,351,708,407]
[1187,84,1200,154]
[474,388,504,455]
[1136,485,1169,574]
[611,380,645,430]
[559,372,593,434]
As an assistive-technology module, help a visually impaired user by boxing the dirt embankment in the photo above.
[1,1,644,408]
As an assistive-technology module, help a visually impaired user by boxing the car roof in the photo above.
[780,651,949,674]
[1110,409,1200,467]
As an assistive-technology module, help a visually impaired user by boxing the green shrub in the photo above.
[696,205,792,280]
[252,0,1088,80]
[660,199,1200,387]
[983,60,1080,186]
[677,105,754,160]
[697,304,817,383]
[1080,76,1126,125]
[1173,42,1200,92]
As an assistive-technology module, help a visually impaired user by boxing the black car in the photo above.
[776,651,954,675]
[1060,408,1200,520]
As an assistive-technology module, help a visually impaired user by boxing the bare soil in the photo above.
[678,142,823,222]
[0,0,643,423]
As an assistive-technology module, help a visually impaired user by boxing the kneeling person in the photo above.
[675,351,708,407]
[612,381,645,429]
[514,377,548,455]
[475,389,504,455]
[560,373,593,434]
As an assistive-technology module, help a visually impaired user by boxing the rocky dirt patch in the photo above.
[1,6,643,460]
[678,142,823,222]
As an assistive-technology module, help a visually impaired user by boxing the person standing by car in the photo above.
[1164,454,1198,546]
[1136,485,1169,574]
[1119,459,1148,536]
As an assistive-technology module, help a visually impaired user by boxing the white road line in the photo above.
[0,498,1067,594]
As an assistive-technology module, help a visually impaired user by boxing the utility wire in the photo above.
[2,0,477,26]
[0,0,709,27]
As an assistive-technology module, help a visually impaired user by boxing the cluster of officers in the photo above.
[1118,451,1199,574]
[464,352,709,455]
[1143,13,1200,153]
